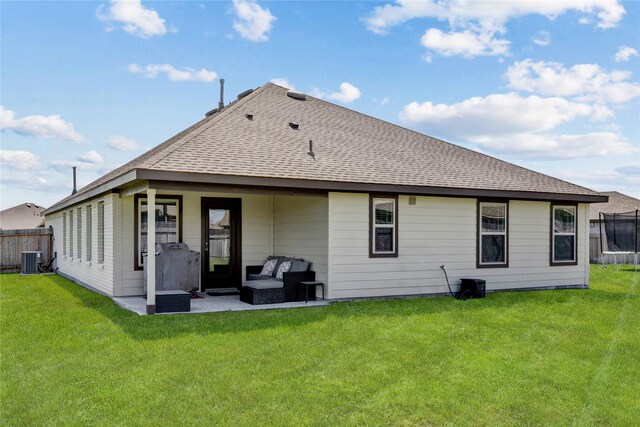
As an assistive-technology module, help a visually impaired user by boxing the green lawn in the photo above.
[1,267,638,425]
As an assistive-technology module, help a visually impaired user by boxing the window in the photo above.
[134,195,181,269]
[86,205,92,262]
[551,205,577,265]
[69,209,74,258]
[63,212,67,256]
[370,195,398,257]
[478,201,508,267]
[98,201,104,264]
[77,207,82,259]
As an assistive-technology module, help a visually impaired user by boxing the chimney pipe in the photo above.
[218,78,225,109]
[71,166,77,195]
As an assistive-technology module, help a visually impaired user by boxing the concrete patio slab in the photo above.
[113,293,329,315]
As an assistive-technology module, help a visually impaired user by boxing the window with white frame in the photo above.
[97,201,104,264]
[370,196,398,257]
[136,196,180,268]
[77,207,82,259]
[69,209,74,258]
[478,201,508,266]
[552,205,577,264]
[86,205,92,262]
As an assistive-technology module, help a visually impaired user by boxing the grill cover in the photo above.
[144,243,200,292]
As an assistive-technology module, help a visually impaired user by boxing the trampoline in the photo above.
[599,209,639,271]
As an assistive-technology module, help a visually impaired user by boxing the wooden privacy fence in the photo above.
[0,227,53,274]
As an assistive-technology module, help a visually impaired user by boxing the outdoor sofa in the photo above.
[240,256,315,305]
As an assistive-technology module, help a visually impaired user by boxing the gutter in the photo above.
[43,168,608,216]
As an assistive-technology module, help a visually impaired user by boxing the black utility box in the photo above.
[459,278,486,299]
[156,290,191,313]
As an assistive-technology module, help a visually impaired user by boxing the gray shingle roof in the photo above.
[47,82,603,213]
[589,191,640,220]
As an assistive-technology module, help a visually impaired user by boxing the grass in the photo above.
[1,266,638,426]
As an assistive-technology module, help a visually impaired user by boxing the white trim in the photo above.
[479,201,508,266]
[146,189,156,311]
[371,197,396,255]
[552,205,577,263]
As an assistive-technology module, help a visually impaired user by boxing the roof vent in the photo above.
[71,166,77,195]
[307,140,315,159]
[246,114,254,121]
[237,89,253,99]
[287,90,306,101]
[289,122,299,130]
[205,108,219,117]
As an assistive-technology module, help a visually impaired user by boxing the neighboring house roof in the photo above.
[45,83,606,214]
[0,203,46,230]
[589,191,640,220]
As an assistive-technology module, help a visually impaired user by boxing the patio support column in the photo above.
[146,188,157,314]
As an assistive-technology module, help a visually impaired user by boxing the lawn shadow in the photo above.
[53,275,636,342]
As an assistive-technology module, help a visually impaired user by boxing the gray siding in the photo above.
[273,195,328,285]
[327,192,589,299]
[45,194,116,296]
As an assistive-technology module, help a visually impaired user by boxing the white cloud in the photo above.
[97,0,167,38]
[0,106,85,143]
[532,30,551,46]
[0,150,42,171]
[374,97,391,106]
[558,167,640,198]
[270,78,295,90]
[49,160,105,172]
[364,0,625,58]
[106,135,138,151]
[505,59,640,104]
[401,93,610,136]
[232,0,276,42]
[128,64,217,82]
[614,45,638,62]
[467,132,635,160]
[364,0,625,34]
[77,150,104,164]
[421,28,509,58]
[0,174,59,192]
[49,150,107,173]
[399,92,634,159]
[309,87,326,99]
[327,82,362,104]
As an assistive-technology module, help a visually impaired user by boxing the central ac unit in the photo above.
[21,251,43,275]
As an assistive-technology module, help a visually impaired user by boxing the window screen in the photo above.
[479,202,508,266]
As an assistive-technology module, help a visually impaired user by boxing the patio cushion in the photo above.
[271,256,286,277]
[289,259,310,272]
[259,258,278,276]
[244,279,284,290]
[275,260,292,279]
[247,274,275,281]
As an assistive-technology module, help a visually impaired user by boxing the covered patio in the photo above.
[121,182,329,313]
[113,292,328,315]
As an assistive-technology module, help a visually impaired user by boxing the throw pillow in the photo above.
[260,258,278,276]
[275,260,292,279]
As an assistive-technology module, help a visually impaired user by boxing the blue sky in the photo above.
[1,0,639,210]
